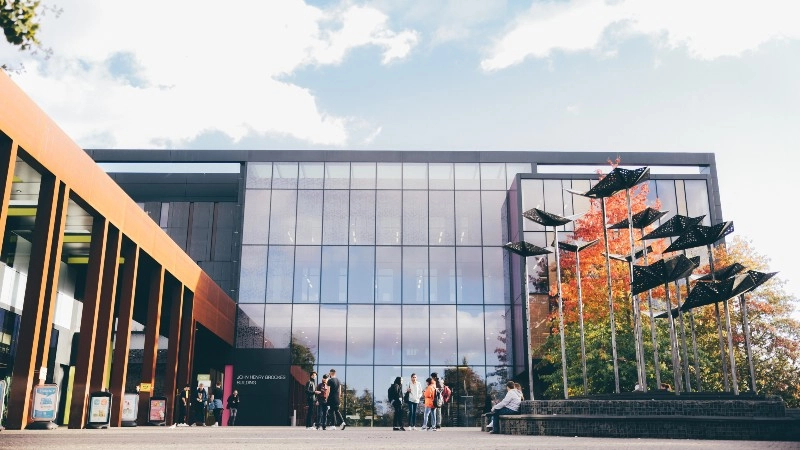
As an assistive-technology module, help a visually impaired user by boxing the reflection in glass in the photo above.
[444,365,487,426]
[348,247,375,303]
[321,246,347,303]
[429,163,454,190]
[403,305,429,365]
[347,305,375,364]
[430,305,457,365]
[480,163,505,190]
[374,365,402,420]
[403,163,428,190]
[481,191,506,246]
[292,304,320,365]
[264,304,292,348]
[402,247,428,304]
[272,162,299,189]
[266,246,294,303]
[318,304,347,364]
[375,305,402,364]
[350,190,376,245]
[655,180,677,223]
[299,162,324,189]
[429,247,455,304]
[351,162,376,189]
[239,245,267,303]
[675,180,688,216]
[454,163,480,190]
[376,191,402,245]
[455,191,481,245]
[543,180,564,216]
[570,179,591,215]
[269,191,297,244]
[242,190,270,244]
[324,162,350,189]
[429,191,455,246]
[484,305,509,366]
[323,190,349,244]
[246,162,272,189]
[342,365,375,426]
[482,247,506,304]
[295,190,322,244]
[684,180,711,225]
[506,163,531,189]
[521,179,545,232]
[376,247,401,303]
[456,247,483,304]
[236,304,265,348]
[457,305,486,365]
[293,246,320,303]
[403,191,428,245]
[377,163,402,189]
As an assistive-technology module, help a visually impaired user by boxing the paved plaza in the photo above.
[1,426,798,449]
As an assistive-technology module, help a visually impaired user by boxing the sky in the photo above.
[1,0,798,307]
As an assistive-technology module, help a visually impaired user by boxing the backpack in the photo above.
[433,387,443,407]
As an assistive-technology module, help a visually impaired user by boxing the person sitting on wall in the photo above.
[486,381,521,434]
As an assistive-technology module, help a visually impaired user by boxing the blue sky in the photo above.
[1,0,798,305]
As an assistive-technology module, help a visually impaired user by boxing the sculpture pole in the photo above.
[642,244,662,387]
[554,227,569,399]
[674,280,692,391]
[601,199,621,393]
[707,244,731,392]
[739,293,756,393]
[625,189,647,390]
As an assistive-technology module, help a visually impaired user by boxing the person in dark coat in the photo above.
[390,376,405,431]
[226,389,240,426]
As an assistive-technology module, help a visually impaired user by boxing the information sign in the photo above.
[31,384,59,422]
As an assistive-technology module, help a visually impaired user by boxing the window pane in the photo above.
[272,162,298,189]
[236,304,265,348]
[239,245,267,303]
[246,162,272,189]
[430,305,457,366]
[375,305,402,364]
[350,190,375,245]
[299,162,324,189]
[323,190,349,244]
[376,247,401,304]
[348,247,375,303]
[403,163,428,190]
[351,162,376,189]
[318,304,347,364]
[457,247,483,304]
[684,180,711,226]
[570,179,591,216]
[429,191,454,246]
[429,247,455,304]
[376,191,402,245]
[543,179,564,216]
[293,246,320,303]
[242,189,270,244]
[481,191,506,246]
[455,191,482,245]
[347,305,375,364]
[457,305,486,365]
[480,163,506,190]
[675,180,688,216]
[343,365,374,420]
[403,247,428,304]
[454,163,480,190]
[521,179,545,232]
[292,304,319,365]
[403,191,428,245]
[269,191,297,244]
[296,190,322,244]
[266,246,294,303]
[506,163,531,188]
[321,246,348,303]
[264,304,292,348]
[429,163,454,190]
[403,304,429,365]
[377,163,402,189]
[483,247,507,304]
[655,179,678,224]
[325,162,350,189]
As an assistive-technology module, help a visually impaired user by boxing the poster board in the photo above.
[31,384,59,422]
[148,397,167,425]
[87,391,112,428]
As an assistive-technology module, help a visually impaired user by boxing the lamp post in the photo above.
[522,208,580,399]
[557,238,599,396]
[503,241,552,401]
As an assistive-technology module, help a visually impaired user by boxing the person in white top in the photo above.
[406,373,424,430]
[487,381,521,434]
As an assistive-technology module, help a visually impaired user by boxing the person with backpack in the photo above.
[421,377,438,431]
[406,373,423,430]
[316,374,329,430]
[430,372,444,429]
[305,371,317,429]
[389,376,405,431]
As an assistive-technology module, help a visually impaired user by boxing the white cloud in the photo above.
[481,0,800,71]
[1,0,419,148]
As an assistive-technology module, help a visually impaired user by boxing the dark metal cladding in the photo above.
[641,214,705,240]
[503,241,553,257]
[664,221,734,253]
[608,207,668,230]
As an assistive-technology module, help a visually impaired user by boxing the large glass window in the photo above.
[264,304,292,348]
[318,305,347,364]
[293,246,320,303]
[239,245,267,303]
[246,162,272,189]
[403,191,428,245]
[429,163,454,190]
[429,191,454,246]
[376,191,402,245]
[458,305,486,365]
[403,163,428,190]
[242,189,270,244]
[323,190,349,244]
[350,190,376,245]
[272,162,298,189]
[522,179,545,232]
[684,180,711,225]
[403,304,429,365]
[402,247,428,304]
[481,191,506,246]
[455,191,481,245]
[299,162,324,189]
[482,247,506,304]
[266,246,294,303]
[269,191,297,244]
[375,305,402,364]
[236,304,265,348]
[325,162,350,189]
[321,246,348,303]
[349,247,375,303]
[480,163,506,191]
[351,162,376,189]
[430,305,457,366]
[506,163,531,188]
[296,190,322,244]
[429,247,455,304]
[454,163,480,190]
[347,305,375,364]
[291,304,319,364]
[456,247,483,304]
[655,179,678,223]
[377,163,402,189]
[376,247,401,303]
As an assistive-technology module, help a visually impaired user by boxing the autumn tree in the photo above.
[1,0,59,71]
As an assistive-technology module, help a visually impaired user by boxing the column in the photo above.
[109,243,139,426]
[164,280,184,425]
[89,225,122,392]
[137,264,165,424]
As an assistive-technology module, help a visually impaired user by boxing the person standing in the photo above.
[486,381,521,434]
[316,374,330,430]
[176,384,191,426]
[305,372,318,429]
[431,372,444,429]
[390,376,405,431]
[421,377,437,431]
[192,383,208,426]
[406,373,423,430]
[226,389,240,426]
[210,381,224,426]
[327,369,347,430]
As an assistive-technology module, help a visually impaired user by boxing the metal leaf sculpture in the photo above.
[744,270,778,291]
[522,208,577,227]
[503,241,552,257]
[664,221,734,253]
[584,166,651,198]
[608,207,668,230]
[632,254,699,296]
[641,214,705,240]
[557,239,599,253]
[682,273,754,310]
[606,245,653,263]
[695,262,747,282]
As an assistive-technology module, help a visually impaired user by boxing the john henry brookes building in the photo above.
[87,149,721,426]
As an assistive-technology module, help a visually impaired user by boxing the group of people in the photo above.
[304,369,347,430]
[389,372,451,431]
[174,381,241,427]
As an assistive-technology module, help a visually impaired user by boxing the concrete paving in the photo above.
[1,426,799,449]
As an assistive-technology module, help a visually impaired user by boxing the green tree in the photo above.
[1,0,59,72]
[289,336,315,373]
